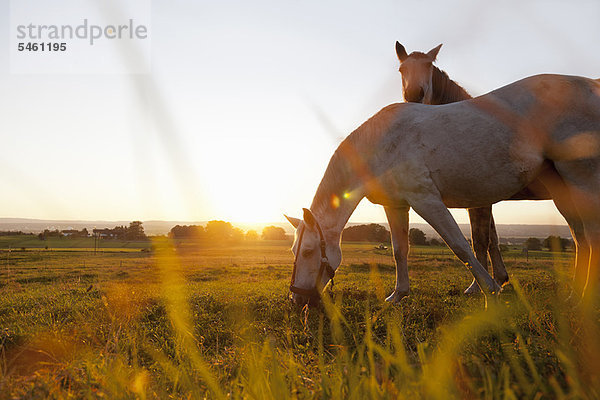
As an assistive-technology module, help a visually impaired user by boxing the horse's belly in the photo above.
[433,166,540,208]
[428,146,545,208]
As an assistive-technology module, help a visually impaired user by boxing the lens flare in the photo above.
[331,194,340,209]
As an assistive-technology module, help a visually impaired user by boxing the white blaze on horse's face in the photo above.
[396,42,442,104]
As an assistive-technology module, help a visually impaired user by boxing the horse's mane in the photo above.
[311,104,403,214]
[430,66,471,104]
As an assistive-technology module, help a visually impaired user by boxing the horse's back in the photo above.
[367,74,600,207]
[483,74,600,110]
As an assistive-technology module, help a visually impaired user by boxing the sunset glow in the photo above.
[1,0,599,226]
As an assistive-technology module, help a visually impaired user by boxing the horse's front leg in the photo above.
[408,192,501,308]
[384,206,410,303]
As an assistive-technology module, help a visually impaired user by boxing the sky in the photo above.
[1,0,599,226]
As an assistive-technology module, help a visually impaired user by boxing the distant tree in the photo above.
[127,221,146,240]
[262,226,287,240]
[168,225,182,239]
[40,229,61,239]
[409,228,427,246]
[342,224,390,243]
[562,238,574,251]
[206,220,236,243]
[169,221,246,244]
[231,227,244,243]
[543,235,573,252]
[0,230,27,236]
[112,226,128,240]
[543,235,562,252]
[169,225,205,240]
[245,230,259,241]
[61,229,89,238]
[525,237,542,251]
[93,223,146,241]
[429,238,443,247]
[499,244,509,252]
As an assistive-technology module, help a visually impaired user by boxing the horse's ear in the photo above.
[285,214,301,229]
[426,44,442,61]
[302,208,316,229]
[395,41,408,62]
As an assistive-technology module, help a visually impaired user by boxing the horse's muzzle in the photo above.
[405,87,425,103]
[291,292,320,307]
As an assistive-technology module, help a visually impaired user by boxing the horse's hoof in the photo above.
[463,281,481,295]
[385,290,409,303]
[492,280,503,295]
[495,274,509,287]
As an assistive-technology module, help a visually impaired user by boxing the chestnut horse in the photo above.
[395,42,510,294]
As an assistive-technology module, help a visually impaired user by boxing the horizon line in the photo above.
[0,216,569,227]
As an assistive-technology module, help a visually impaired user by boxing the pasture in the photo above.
[0,238,598,399]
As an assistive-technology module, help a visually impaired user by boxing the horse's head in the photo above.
[395,41,442,104]
[285,208,341,306]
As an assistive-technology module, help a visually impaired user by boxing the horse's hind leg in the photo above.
[408,192,501,307]
[465,207,492,294]
[542,173,590,295]
[552,161,600,300]
[569,195,600,302]
[488,216,509,286]
[465,208,509,294]
[384,206,410,303]
[559,208,589,296]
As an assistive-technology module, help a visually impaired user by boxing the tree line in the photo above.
[524,236,573,252]
[168,221,287,243]
[341,224,574,252]
[0,231,34,236]
[340,224,443,246]
[35,221,147,241]
[5,221,574,252]
[92,221,147,240]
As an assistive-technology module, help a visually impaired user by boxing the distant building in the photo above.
[93,228,117,239]
[60,228,89,238]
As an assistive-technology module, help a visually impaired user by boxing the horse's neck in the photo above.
[308,105,401,238]
[310,161,364,238]
[429,66,472,105]
[311,192,362,241]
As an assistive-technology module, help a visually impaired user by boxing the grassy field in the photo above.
[0,235,150,251]
[0,238,598,399]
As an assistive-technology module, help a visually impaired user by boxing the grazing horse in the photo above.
[286,74,600,308]
[395,42,509,295]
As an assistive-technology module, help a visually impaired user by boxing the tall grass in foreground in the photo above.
[1,239,599,399]
[233,287,599,399]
